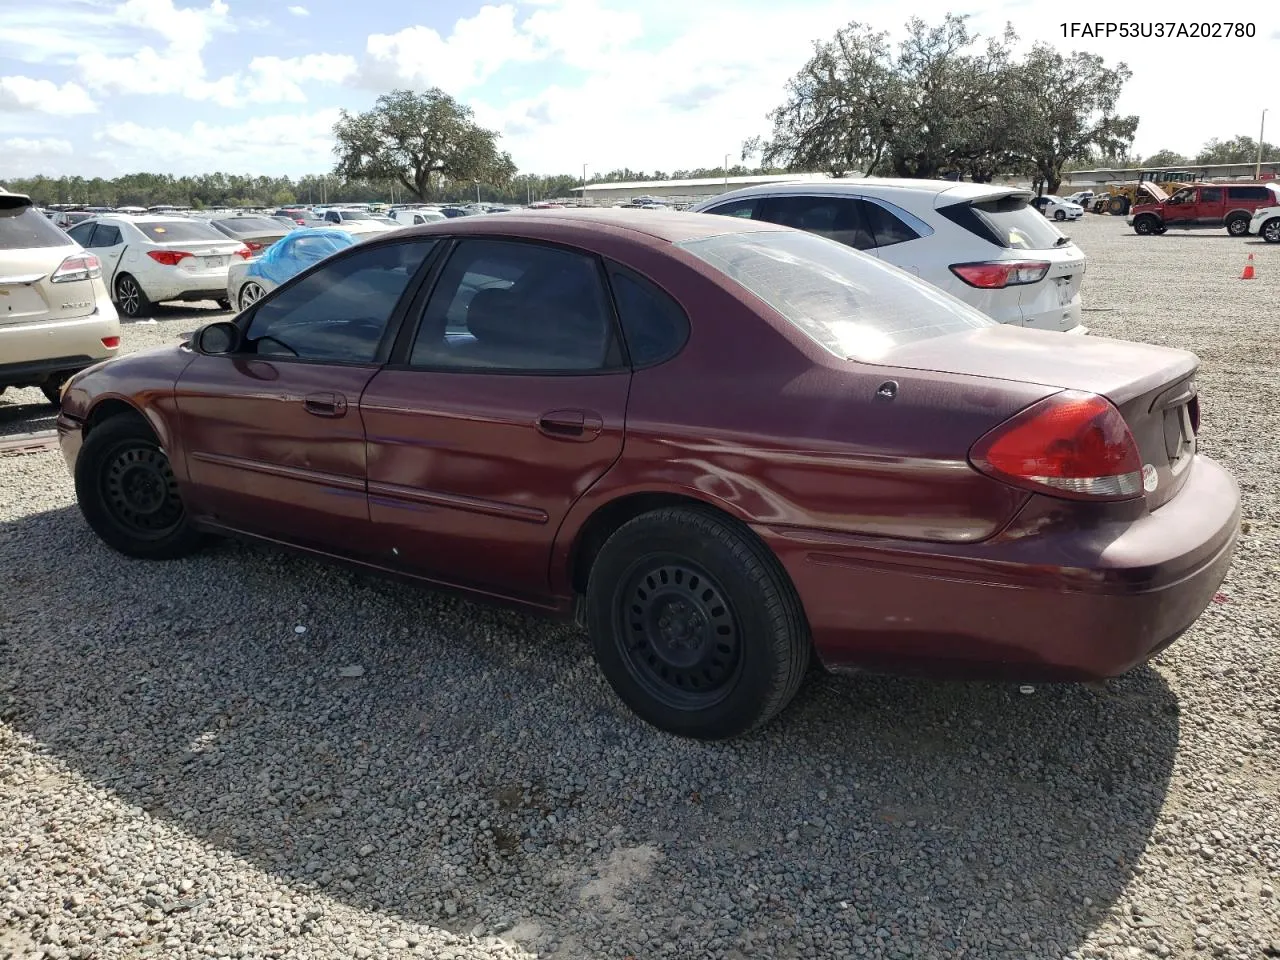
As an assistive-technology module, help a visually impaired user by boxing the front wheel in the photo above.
[74,413,204,560]
[586,507,810,739]
[1262,219,1280,243]
[1053,209,1066,221]
[1134,216,1159,236]
[1225,215,1250,237]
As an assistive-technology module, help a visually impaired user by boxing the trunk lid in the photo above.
[871,325,1200,508]
[0,244,95,326]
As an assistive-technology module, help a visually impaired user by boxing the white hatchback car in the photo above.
[691,179,1087,333]
[1,189,120,402]
[65,215,251,318]
[1247,204,1280,243]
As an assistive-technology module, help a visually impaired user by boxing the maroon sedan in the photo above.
[57,210,1240,739]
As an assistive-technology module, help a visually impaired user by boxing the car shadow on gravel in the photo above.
[1,503,1180,959]
[0,391,58,437]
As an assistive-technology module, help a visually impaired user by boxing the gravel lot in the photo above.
[2,217,1278,960]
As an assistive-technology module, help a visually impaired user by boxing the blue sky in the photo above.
[1,0,1276,180]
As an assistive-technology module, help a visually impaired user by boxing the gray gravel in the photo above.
[2,217,1279,959]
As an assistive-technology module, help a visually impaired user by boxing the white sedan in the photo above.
[1247,204,1280,243]
[65,215,250,318]
[1033,196,1084,222]
[315,209,397,236]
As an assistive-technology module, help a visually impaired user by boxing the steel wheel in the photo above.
[99,441,184,539]
[1262,219,1280,243]
[615,556,743,711]
[238,281,266,311]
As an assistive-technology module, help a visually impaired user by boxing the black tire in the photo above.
[1109,196,1130,216]
[74,413,203,560]
[1225,215,1250,237]
[114,274,152,319]
[40,372,70,406]
[1262,218,1280,244]
[586,506,810,740]
[1053,209,1066,221]
[1134,215,1159,236]
[1154,225,1168,235]
[216,298,232,311]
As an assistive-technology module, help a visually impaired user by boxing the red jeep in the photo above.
[1128,181,1280,236]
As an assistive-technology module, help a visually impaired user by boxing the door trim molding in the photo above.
[188,450,365,492]
[368,479,549,524]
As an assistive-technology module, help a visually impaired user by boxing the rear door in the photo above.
[361,237,631,599]
[176,238,437,551]
[1195,186,1224,226]
[78,222,127,284]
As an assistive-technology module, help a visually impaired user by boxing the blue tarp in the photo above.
[249,227,359,287]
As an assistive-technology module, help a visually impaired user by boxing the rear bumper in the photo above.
[0,311,119,385]
[759,455,1240,681]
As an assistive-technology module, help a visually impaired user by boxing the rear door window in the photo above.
[87,225,122,248]
[757,195,875,250]
[862,201,923,248]
[1198,187,1223,204]
[607,265,690,367]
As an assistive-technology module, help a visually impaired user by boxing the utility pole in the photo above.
[474,179,480,204]
[582,163,588,206]
[724,153,730,189]
[1257,109,1269,180]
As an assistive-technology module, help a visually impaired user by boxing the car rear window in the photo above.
[677,229,993,361]
[137,220,225,242]
[0,199,72,249]
[947,195,1069,250]
[213,217,283,234]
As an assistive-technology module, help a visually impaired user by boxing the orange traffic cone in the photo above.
[1242,254,1256,280]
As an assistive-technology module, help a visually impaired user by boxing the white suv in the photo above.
[0,189,119,404]
[65,215,251,318]
[691,179,1088,333]
[1248,204,1280,243]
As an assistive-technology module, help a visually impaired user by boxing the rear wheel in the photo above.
[1225,214,1250,237]
[1134,215,1159,236]
[216,297,232,311]
[586,506,810,739]
[114,274,151,319]
[40,372,71,406]
[1262,219,1280,243]
[74,413,203,560]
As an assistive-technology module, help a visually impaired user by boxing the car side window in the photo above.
[243,240,434,364]
[408,239,620,372]
[757,195,875,251]
[1199,188,1223,204]
[66,222,95,246]
[703,198,758,219]
[607,265,690,367]
[91,225,122,247]
[862,200,922,248]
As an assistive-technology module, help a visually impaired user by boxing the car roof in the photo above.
[696,177,1027,206]
[396,207,787,244]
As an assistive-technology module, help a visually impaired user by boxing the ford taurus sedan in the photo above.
[56,210,1240,739]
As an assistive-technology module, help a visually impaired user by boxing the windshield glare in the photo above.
[677,229,993,361]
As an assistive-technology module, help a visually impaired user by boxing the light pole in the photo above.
[724,153,730,190]
[582,163,588,207]
[474,179,480,204]
[1257,109,1269,180]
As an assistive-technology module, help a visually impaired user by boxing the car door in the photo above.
[175,238,437,551]
[1164,187,1197,226]
[360,237,631,600]
[1195,186,1224,226]
[78,222,127,286]
[860,198,928,277]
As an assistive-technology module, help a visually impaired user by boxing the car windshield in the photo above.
[138,219,226,242]
[677,229,994,361]
[339,211,372,221]
[968,196,1068,250]
[213,217,283,234]
[0,198,73,249]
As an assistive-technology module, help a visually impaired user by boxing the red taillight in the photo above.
[50,253,102,283]
[101,336,120,348]
[147,250,192,266]
[235,245,252,259]
[969,390,1142,501]
[245,240,265,252]
[950,261,1051,289]
[294,218,306,225]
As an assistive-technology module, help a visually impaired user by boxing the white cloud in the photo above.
[89,109,343,175]
[113,0,231,51]
[0,138,77,177]
[287,4,309,15]
[0,76,97,115]
[246,54,359,102]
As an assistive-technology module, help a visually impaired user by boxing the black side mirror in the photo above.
[190,320,242,356]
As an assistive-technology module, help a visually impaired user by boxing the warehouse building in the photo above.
[576,172,836,206]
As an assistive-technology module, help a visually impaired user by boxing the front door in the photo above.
[361,237,631,600]
[176,238,437,551]
[1163,187,1198,227]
